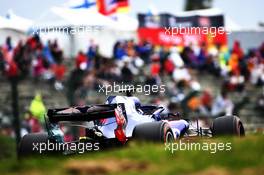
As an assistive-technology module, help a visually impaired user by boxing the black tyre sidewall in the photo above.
[18,132,49,157]
[132,121,174,142]
[211,115,245,137]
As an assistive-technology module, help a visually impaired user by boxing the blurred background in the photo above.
[0,0,264,146]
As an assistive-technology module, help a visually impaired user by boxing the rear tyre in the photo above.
[132,121,174,142]
[18,132,49,157]
[211,115,245,137]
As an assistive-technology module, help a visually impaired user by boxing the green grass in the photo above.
[0,135,263,175]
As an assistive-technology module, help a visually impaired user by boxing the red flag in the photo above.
[97,0,117,16]
[97,0,129,15]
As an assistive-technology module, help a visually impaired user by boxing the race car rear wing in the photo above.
[47,104,127,123]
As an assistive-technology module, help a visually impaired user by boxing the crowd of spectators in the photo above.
[1,34,264,136]
[0,35,67,90]
[67,38,264,119]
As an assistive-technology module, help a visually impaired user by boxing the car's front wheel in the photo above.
[211,115,245,137]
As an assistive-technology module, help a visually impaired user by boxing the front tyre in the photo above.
[211,115,245,137]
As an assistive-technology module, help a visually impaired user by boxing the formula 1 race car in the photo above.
[19,90,245,156]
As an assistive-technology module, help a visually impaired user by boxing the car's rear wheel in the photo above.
[211,115,245,137]
[132,121,174,142]
[18,132,49,157]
